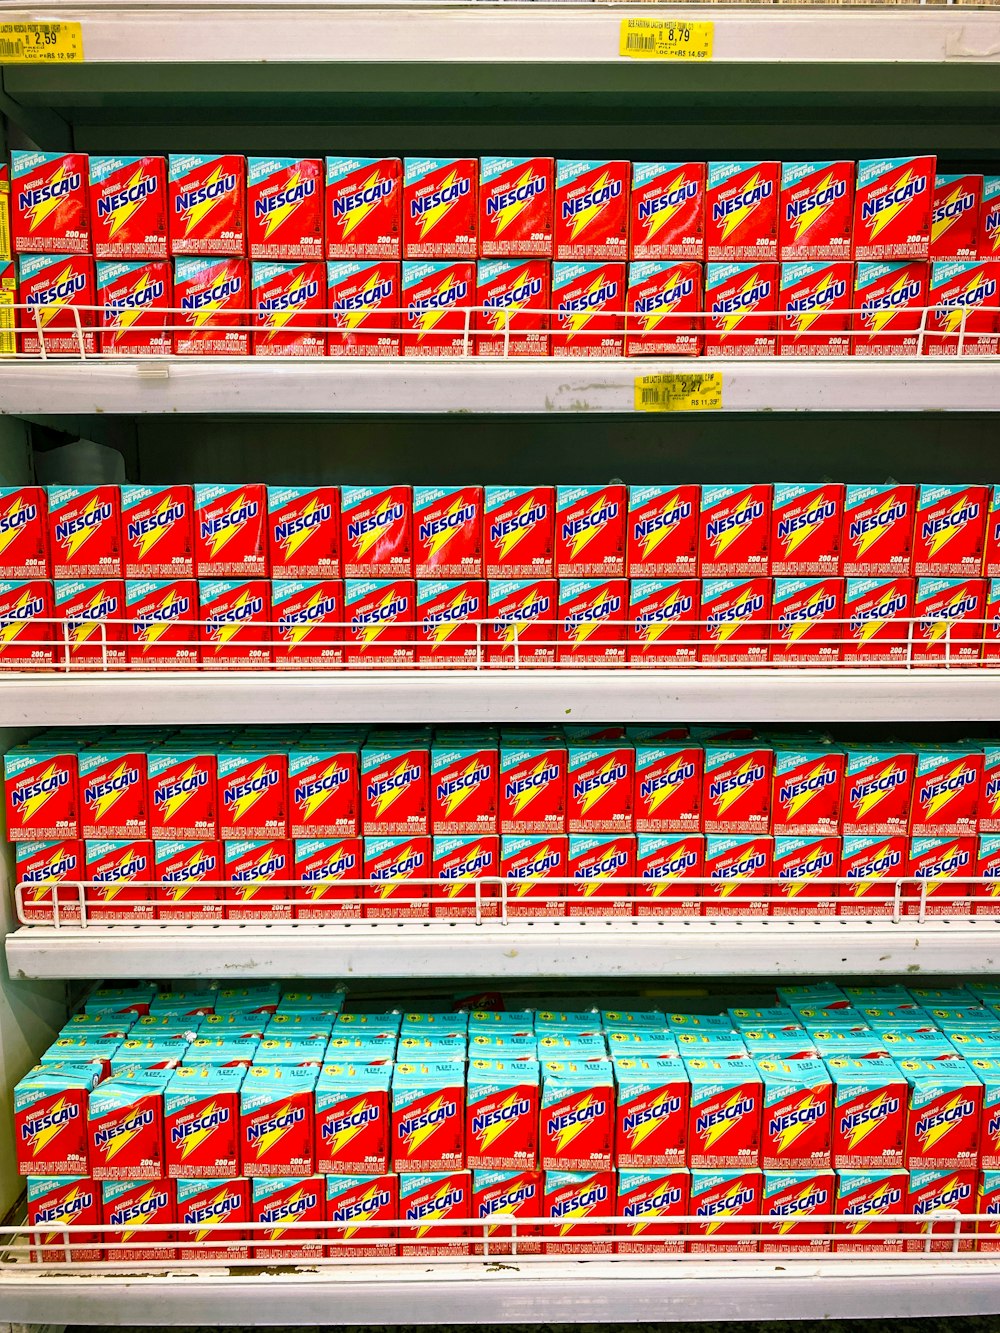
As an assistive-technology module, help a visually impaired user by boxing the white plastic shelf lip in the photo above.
[8,918,1000,980]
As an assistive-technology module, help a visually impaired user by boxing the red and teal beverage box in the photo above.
[913,484,988,578]
[466,1057,539,1170]
[97,259,171,355]
[899,1055,983,1171]
[980,178,1000,258]
[0,486,47,579]
[689,1167,762,1253]
[625,261,701,357]
[148,748,217,840]
[326,1171,398,1259]
[102,1179,176,1262]
[555,159,628,262]
[326,157,401,260]
[4,742,80,842]
[174,257,248,355]
[628,578,700,667]
[362,742,429,835]
[90,155,167,260]
[0,579,54,672]
[224,838,293,921]
[12,151,89,254]
[343,577,414,667]
[501,834,567,917]
[853,261,929,355]
[342,484,412,579]
[556,485,626,578]
[699,484,771,579]
[479,156,554,259]
[363,834,431,919]
[907,835,976,916]
[913,576,985,665]
[984,488,1000,580]
[614,1055,689,1168]
[627,484,699,579]
[771,576,843,664]
[540,1059,614,1171]
[194,484,267,578]
[247,158,322,261]
[218,747,288,839]
[927,259,1000,355]
[703,744,773,835]
[905,1166,977,1252]
[252,1174,324,1261]
[432,834,499,919]
[416,578,485,668]
[567,743,634,834]
[26,1176,101,1263]
[842,484,916,577]
[398,1169,471,1258]
[19,253,96,355]
[79,745,147,839]
[251,260,325,356]
[980,747,1000,832]
[155,838,224,922]
[289,746,359,838]
[484,486,555,579]
[15,838,84,925]
[48,485,122,581]
[391,1060,465,1173]
[432,744,498,835]
[828,1055,907,1168]
[414,486,483,580]
[971,1057,1000,1167]
[401,259,476,356]
[168,154,245,257]
[550,261,625,356]
[842,577,915,664]
[932,174,982,260]
[294,836,363,919]
[557,578,627,666]
[486,577,557,666]
[778,260,852,356]
[631,161,705,261]
[476,259,550,357]
[839,834,907,917]
[163,1064,244,1179]
[772,836,839,917]
[854,156,934,261]
[772,746,844,836]
[199,579,271,667]
[89,1066,172,1180]
[403,157,477,260]
[315,1061,392,1174]
[757,1056,832,1169]
[122,485,194,579]
[704,261,777,355]
[268,485,340,579]
[770,484,843,578]
[779,160,854,262]
[85,838,155,923]
[978,1170,1000,1251]
[272,579,343,668]
[500,744,566,835]
[54,578,127,668]
[616,1167,689,1254]
[910,746,982,837]
[761,1169,834,1253]
[707,161,779,262]
[15,1063,98,1176]
[684,1054,762,1169]
[240,1065,317,1177]
[704,834,772,917]
[566,833,634,918]
[635,832,703,916]
[175,1177,249,1263]
[327,260,401,356]
[472,1168,542,1255]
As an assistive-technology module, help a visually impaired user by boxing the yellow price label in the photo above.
[635,371,723,413]
[620,17,713,61]
[0,21,83,62]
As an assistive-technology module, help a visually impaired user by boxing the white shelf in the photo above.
[8,918,1000,981]
[0,357,998,416]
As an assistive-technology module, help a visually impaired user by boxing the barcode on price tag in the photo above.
[0,21,83,62]
[620,17,713,60]
[635,371,723,412]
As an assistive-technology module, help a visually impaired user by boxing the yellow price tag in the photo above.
[620,17,713,61]
[0,21,83,63]
[635,371,723,413]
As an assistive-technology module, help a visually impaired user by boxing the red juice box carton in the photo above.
[398,1169,471,1258]
[85,838,155,923]
[922,485,992,578]
[391,1060,465,1173]
[911,746,982,836]
[843,576,916,664]
[252,1175,324,1261]
[416,578,484,667]
[19,253,96,355]
[779,160,854,263]
[707,161,779,263]
[704,834,772,918]
[414,485,483,579]
[912,576,986,664]
[342,484,412,578]
[363,835,431,919]
[90,156,167,260]
[327,260,401,356]
[688,1167,762,1254]
[772,836,839,917]
[778,261,852,356]
[175,1176,249,1263]
[854,156,934,262]
[635,832,703,916]
[986,580,1000,662]
[156,838,224,923]
[362,742,429,836]
[899,1056,983,1171]
[432,744,498,835]
[979,177,1000,258]
[475,258,549,357]
[343,578,415,667]
[567,743,634,834]
[5,742,80,842]
[480,156,553,259]
[240,1065,317,1177]
[326,1171,398,1259]
[555,159,628,262]
[15,1063,98,1176]
[194,484,266,578]
[0,579,54,672]
[926,259,1000,356]
[703,744,773,835]
[168,154,245,257]
[97,259,171,355]
[403,157,477,260]
[550,261,625,356]
[173,257,248,355]
[853,261,929,355]
[432,835,499,919]
[26,1176,101,1263]
[89,1066,172,1180]
[978,1169,1000,1251]
[616,1167,689,1255]
[272,579,343,669]
[289,746,359,838]
[224,838,292,921]
[12,151,89,254]
[761,1169,834,1253]
[614,1055,690,1168]
[700,576,772,665]
[472,1168,542,1255]
[0,486,47,579]
[771,484,844,578]
[628,578,700,667]
[631,161,705,262]
[486,577,557,666]
[164,1064,244,1179]
[102,1179,176,1263]
[294,836,363,919]
[79,745,147,839]
[15,838,85,925]
[484,485,554,578]
[122,485,194,579]
[625,261,701,357]
[48,485,121,580]
[839,834,907,917]
[685,1054,762,1168]
[842,484,916,577]
[566,833,634,918]
[402,258,476,355]
[972,1057,1000,1167]
[500,745,566,835]
[757,1056,832,1169]
[699,484,771,579]
[772,747,844,836]
[627,484,699,579]
[906,835,976,917]
[829,1056,907,1169]
[932,174,982,260]
[905,1166,977,1252]
[501,834,567,918]
[148,748,217,840]
[54,578,127,669]
[466,1057,539,1170]
[771,576,844,665]
[218,747,288,839]
[983,487,1000,577]
[556,485,626,578]
[540,1059,614,1171]
[268,485,340,579]
[326,157,401,260]
[979,747,1000,832]
[315,1061,392,1174]
[247,158,322,261]
[251,259,325,356]
[198,578,271,666]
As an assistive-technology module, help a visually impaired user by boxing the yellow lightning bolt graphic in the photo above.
[204,493,249,558]
[781,589,830,647]
[323,1098,373,1156]
[496,496,542,562]
[194,1187,235,1243]
[208,589,254,653]
[711,759,756,818]
[853,493,903,559]
[637,588,683,649]
[15,762,61,824]
[511,844,552,899]
[485,270,535,335]
[865,275,912,338]
[719,172,763,243]
[402,1094,448,1157]
[781,494,826,559]
[566,496,612,561]
[442,762,484,818]
[137,589,179,654]
[842,1091,894,1151]
[101,1106,148,1162]
[276,495,322,564]
[226,761,273,824]
[625,1088,679,1150]
[163,849,212,903]
[557,1191,601,1237]
[264,1186,307,1239]
[415,1191,458,1240]
[27,163,69,233]
[0,589,34,650]
[24,848,72,905]
[372,845,416,901]
[66,590,112,649]
[932,185,966,246]
[157,761,199,823]
[942,271,990,335]
[562,272,610,341]
[108,271,154,339]
[576,759,620,816]
[427,592,468,650]
[568,171,611,241]
[497,589,538,645]
[790,272,836,342]
[413,271,462,341]
[643,172,690,242]
[132,493,177,560]
[644,758,689,815]
[771,1093,819,1154]
[352,494,396,562]
[25,1097,71,1156]
[87,760,133,822]
[356,589,399,649]
[335,269,385,335]
[177,1101,220,1160]
[105,166,148,240]
[189,266,238,330]
[636,269,684,336]
[708,502,755,561]
[417,170,460,240]
[34,1184,84,1246]
[474,1092,523,1152]
[917,1094,966,1154]
[924,590,973,645]
[252,1102,297,1160]
[234,851,281,902]
[490,170,537,238]
[442,846,484,898]
[866,169,915,243]
[339,171,383,241]
[0,497,26,557]
[262,169,303,240]
[283,588,326,649]
[917,844,960,899]
[777,1181,823,1235]
[298,761,344,822]
[639,494,682,562]
[263,272,307,343]
[180,164,228,238]
[551,1094,596,1155]
[925,495,975,557]
[95,850,141,903]
[781,762,829,820]
[342,1183,384,1240]
[791,171,835,243]
[118,1186,162,1243]
[699,1091,747,1153]
[370,760,416,817]
[59,493,103,561]
[509,760,554,817]
[922,763,971,819]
